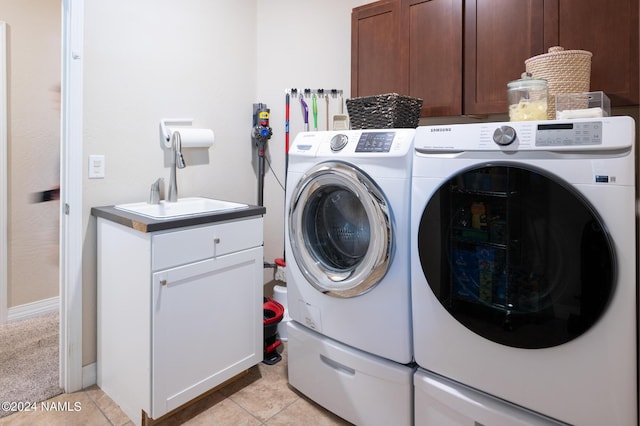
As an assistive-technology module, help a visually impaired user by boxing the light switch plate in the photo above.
[89,155,105,179]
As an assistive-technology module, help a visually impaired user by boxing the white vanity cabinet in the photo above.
[96,215,263,425]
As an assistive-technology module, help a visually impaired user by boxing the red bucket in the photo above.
[263,297,284,364]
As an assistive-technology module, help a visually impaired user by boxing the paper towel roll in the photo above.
[169,128,214,148]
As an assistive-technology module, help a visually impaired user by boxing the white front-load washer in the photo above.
[285,129,415,425]
[411,117,636,426]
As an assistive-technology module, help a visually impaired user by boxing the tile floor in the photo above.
[0,344,352,426]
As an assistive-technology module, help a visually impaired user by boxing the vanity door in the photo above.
[151,246,262,418]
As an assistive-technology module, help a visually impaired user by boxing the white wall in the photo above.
[82,0,257,364]
[82,0,371,367]
[256,0,371,278]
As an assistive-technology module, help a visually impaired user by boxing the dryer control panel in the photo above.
[355,132,396,153]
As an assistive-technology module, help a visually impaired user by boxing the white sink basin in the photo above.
[115,197,247,219]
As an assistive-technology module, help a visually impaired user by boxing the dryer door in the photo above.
[289,161,393,298]
[417,164,615,349]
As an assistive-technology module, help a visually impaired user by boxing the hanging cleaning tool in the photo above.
[252,103,273,206]
[333,91,349,130]
[300,96,309,131]
[325,94,330,130]
[285,92,290,155]
[312,94,318,131]
[283,92,290,262]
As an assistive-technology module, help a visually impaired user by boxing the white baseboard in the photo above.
[7,296,59,322]
[82,362,97,389]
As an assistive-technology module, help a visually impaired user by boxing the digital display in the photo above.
[538,123,574,131]
[536,121,602,147]
[355,132,395,152]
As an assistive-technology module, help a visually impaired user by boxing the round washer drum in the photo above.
[288,160,393,298]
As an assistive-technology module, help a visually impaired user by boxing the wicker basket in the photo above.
[525,46,592,119]
[346,93,423,129]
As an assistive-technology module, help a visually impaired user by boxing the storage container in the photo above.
[555,91,610,119]
[507,73,548,121]
[346,93,422,129]
[525,46,592,119]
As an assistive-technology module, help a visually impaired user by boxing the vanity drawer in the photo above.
[152,217,263,271]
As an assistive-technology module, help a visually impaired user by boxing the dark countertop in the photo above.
[91,203,266,233]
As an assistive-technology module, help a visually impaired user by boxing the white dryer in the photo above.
[411,117,636,426]
[285,129,415,425]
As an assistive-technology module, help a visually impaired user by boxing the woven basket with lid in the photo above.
[525,46,592,119]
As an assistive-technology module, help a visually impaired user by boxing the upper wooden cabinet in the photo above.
[352,0,639,117]
[351,1,407,97]
[403,0,462,117]
[544,0,639,106]
[464,0,545,115]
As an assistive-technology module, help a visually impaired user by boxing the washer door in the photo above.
[289,161,393,298]
[417,164,615,349]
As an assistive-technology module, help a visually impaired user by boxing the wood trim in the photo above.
[352,0,397,19]
[142,369,250,425]
[463,0,478,113]
[351,7,359,98]
[626,1,639,105]
[543,0,559,48]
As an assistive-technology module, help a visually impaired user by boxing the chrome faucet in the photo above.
[167,131,186,202]
[149,177,164,204]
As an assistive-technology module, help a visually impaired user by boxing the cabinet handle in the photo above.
[213,238,220,258]
[160,279,167,286]
[320,354,356,376]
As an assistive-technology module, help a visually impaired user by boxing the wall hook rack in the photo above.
[286,88,343,98]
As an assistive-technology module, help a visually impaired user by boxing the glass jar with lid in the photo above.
[507,73,548,121]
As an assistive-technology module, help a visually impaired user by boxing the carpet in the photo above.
[0,312,63,418]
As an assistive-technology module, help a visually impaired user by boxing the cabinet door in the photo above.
[352,0,408,97]
[404,0,462,116]
[464,0,545,115]
[151,246,263,418]
[544,0,639,106]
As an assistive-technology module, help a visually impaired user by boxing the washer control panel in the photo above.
[535,122,603,146]
[292,129,416,157]
[416,118,619,153]
[355,132,396,152]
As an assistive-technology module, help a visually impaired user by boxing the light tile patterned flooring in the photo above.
[0,344,351,425]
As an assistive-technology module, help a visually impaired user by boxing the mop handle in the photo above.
[300,97,309,132]
[312,94,318,131]
[285,93,290,153]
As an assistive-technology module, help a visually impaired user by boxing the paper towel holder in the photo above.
[160,118,193,149]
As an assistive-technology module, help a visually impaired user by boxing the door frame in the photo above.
[60,0,84,393]
[0,3,83,391]
[0,21,6,325]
